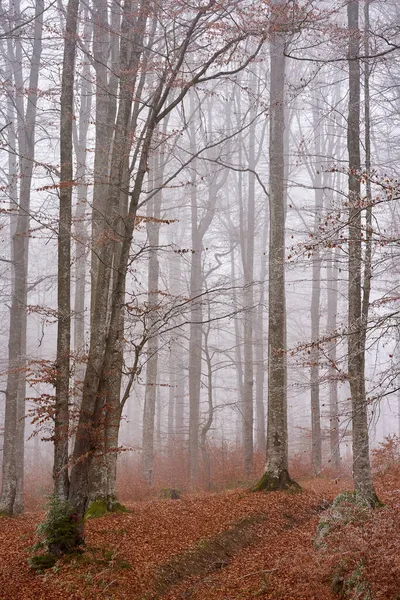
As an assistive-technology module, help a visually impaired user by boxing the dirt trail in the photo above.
[0,479,344,600]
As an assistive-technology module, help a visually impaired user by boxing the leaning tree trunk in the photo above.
[347,0,377,505]
[253,0,298,492]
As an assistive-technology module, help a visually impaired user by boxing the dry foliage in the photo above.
[0,470,399,599]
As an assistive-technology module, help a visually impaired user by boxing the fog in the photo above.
[0,0,399,515]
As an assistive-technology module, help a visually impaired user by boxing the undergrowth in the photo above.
[29,494,82,572]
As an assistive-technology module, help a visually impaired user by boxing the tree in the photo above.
[346,0,377,505]
[0,0,43,515]
[48,0,267,542]
[53,0,80,503]
[254,0,299,492]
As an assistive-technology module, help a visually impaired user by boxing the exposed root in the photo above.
[252,469,302,493]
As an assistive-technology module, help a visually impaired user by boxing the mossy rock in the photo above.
[252,469,302,493]
[332,490,383,510]
[331,560,372,599]
[29,553,57,572]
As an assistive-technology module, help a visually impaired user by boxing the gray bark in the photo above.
[142,145,163,485]
[310,100,323,475]
[327,246,340,470]
[255,0,297,491]
[0,0,43,515]
[54,0,79,501]
[347,0,376,504]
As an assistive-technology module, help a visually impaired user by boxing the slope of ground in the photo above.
[0,476,398,600]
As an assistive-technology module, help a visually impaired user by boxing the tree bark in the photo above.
[142,145,163,485]
[254,0,298,492]
[347,0,377,505]
[327,246,340,471]
[0,0,43,515]
[310,99,323,475]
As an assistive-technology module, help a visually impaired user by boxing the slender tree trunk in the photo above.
[72,15,92,414]
[54,0,79,502]
[230,246,244,435]
[327,246,341,470]
[0,0,43,515]
[255,203,268,452]
[200,322,213,490]
[310,100,323,475]
[188,167,202,484]
[142,148,163,485]
[347,0,377,504]
[241,70,257,475]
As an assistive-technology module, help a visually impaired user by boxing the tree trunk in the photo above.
[69,0,149,519]
[142,148,163,485]
[347,0,377,505]
[254,0,298,492]
[310,100,323,475]
[72,13,92,415]
[241,70,257,475]
[54,0,79,502]
[255,205,268,452]
[0,0,43,515]
[327,246,340,471]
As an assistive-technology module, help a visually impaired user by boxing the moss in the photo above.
[109,500,128,513]
[252,469,302,493]
[332,489,383,510]
[85,500,108,520]
[85,498,128,520]
[331,560,372,599]
[29,553,57,572]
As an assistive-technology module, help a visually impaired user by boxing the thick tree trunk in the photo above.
[254,0,298,492]
[69,0,149,519]
[347,0,377,505]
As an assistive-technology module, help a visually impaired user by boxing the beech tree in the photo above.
[46,0,268,546]
[347,0,377,505]
[0,0,43,516]
[254,0,298,492]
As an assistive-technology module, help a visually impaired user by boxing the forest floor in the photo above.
[0,474,399,600]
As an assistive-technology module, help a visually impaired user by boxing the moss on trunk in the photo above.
[85,497,127,520]
[252,469,301,493]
